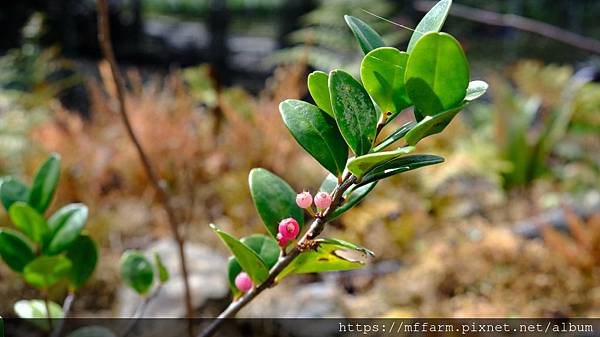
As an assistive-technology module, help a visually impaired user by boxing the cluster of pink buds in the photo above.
[295,191,332,210]
[235,272,253,293]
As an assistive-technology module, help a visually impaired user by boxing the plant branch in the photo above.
[96,0,194,319]
[414,0,600,55]
[49,292,75,337]
[197,176,357,337]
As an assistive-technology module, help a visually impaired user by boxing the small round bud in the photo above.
[235,272,253,293]
[314,191,332,209]
[276,233,289,247]
[278,217,300,239]
[296,191,313,209]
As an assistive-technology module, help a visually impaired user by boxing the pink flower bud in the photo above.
[235,272,253,293]
[296,191,313,209]
[276,233,289,247]
[278,217,300,240]
[314,191,332,209]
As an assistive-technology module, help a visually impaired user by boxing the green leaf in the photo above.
[373,121,417,152]
[358,154,445,186]
[14,299,63,331]
[407,0,452,53]
[405,103,466,145]
[307,71,333,116]
[319,174,377,220]
[248,168,303,238]
[23,255,72,289]
[278,238,374,280]
[344,15,385,54]
[240,234,279,269]
[210,224,269,284]
[361,47,411,118]
[280,99,348,176]
[465,80,489,101]
[44,203,88,255]
[66,326,117,337]
[227,257,242,297]
[0,229,35,273]
[66,235,98,290]
[28,154,61,214]
[8,202,49,243]
[329,69,378,155]
[405,32,469,116]
[120,250,154,295]
[153,252,169,284]
[0,178,30,212]
[347,146,415,179]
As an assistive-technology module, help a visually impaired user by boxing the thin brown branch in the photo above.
[95,0,194,320]
[414,1,600,55]
[198,176,357,337]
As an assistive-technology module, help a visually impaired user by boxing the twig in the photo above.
[121,286,163,337]
[414,1,600,55]
[49,292,75,337]
[95,0,194,321]
[197,176,357,337]
[43,290,53,334]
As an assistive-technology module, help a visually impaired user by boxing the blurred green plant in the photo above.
[0,154,97,332]
[479,61,598,188]
[268,0,407,72]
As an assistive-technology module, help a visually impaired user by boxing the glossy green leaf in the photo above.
[358,154,445,186]
[361,47,410,118]
[120,250,154,295]
[210,224,269,284]
[154,252,169,284]
[278,238,374,280]
[373,121,417,152]
[240,234,279,269]
[307,71,333,116]
[405,32,469,116]
[0,229,35,273]
[347,146,415,179]
[8,202,48,243]
[249,168,303,238]
[280,99,348,176]
[405,103,466,145]
[329,69,378,155]
[66,235,97,290]
[44,203,88,255]
[227,257,242,297]
[344,15,385,54]
[407,0,452,53]
[28,154,61,214]
[23,255,72,289]
[14,299,63,331]
[0,178,29,212]
[465,80,489,101]
[319,174,377,220]
[66,326,117,337]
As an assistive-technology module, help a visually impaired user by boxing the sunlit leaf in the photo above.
[14,299,63,332]
[44,203,88,255]
[407,0,452,53]
[405,32,469,116]
[465,80,489,101]
[404,103,467,145]
[278,238,374,280]
[23,255,72,289]
[358,154,445,186]
[8,202,48,244]
[347,146,415,179]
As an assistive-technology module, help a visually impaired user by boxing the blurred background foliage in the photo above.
[0,0,599,320]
